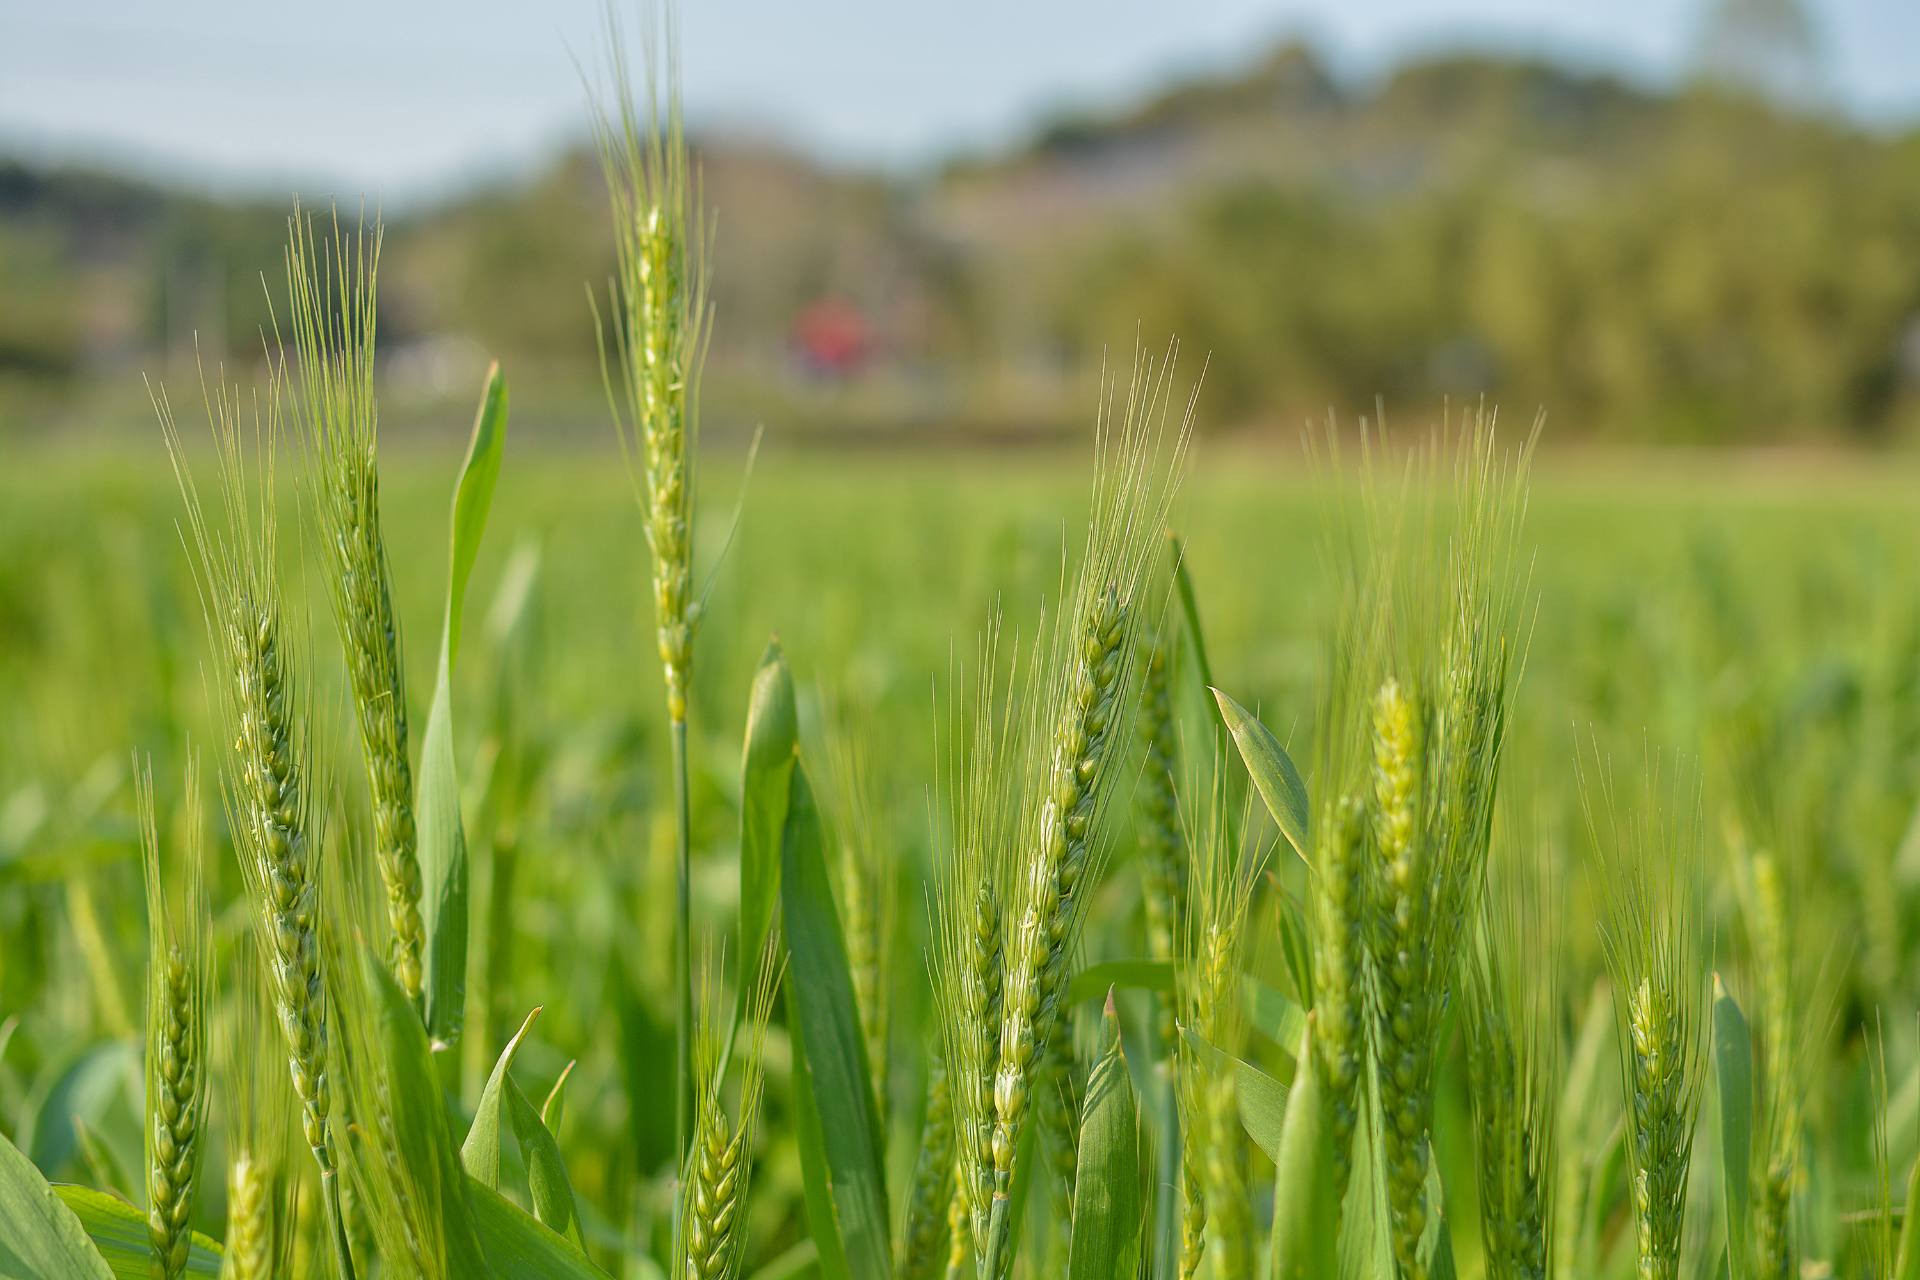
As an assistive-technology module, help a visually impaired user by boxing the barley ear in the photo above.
[139,755,210,1280]
[284,205,424,1005]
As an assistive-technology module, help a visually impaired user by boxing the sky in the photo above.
[3,0,1916,204]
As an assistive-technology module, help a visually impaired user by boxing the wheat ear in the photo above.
[1464,837,1557,1280]
[159,364,351,1277]
[283,206,423,1004]
[900,1049,956,1279]
[1135,628,1185,1049]
[983,354,1189,1278]
[220,938,291,1280]
[1592,754,1707,1280]
[680,944,782,1280]
[138,756,210,1280]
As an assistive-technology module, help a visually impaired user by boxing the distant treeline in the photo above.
[5,43,1919,442]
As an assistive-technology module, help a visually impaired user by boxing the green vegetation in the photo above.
[12,14,1920,1280]
[7,39,1920,443]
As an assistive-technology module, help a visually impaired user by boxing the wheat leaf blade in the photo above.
[736,640,798,1047]
[51,1186,222,1279]
[780,763,891,1280]
[0,1129,114,1279]
[467,1176,610,1278]
[462,1006,542,1190]
[418,363,509,1048]
[1065,997,1142,1280]
[1211,688,1310,863]
[1178,1025,1289,1162]
[1713,975,1755,1280]
[505,1077,586,1253]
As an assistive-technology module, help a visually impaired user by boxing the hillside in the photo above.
[5,41,1920,443]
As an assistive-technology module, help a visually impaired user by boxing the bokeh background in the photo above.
[7,0,1920,446]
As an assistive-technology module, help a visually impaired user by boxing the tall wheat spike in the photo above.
[159,362,354,1277]
[1176,777,1261,1280]
[1135,626,1186,1050]
[899,1048,956,1279]
[283,206,424,1005]
[934,617,1021,1263]
[678,944,782,1280]
[221,938,292,1280]
[1591,751,1708,1280]
[592,2,714,1169]
[1463,826,1557,1280]
[929,351,1182,1280]
[138,756,210,1280]
[1310,412,1532,1278]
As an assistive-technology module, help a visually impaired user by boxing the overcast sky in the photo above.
[3,0,1915,203]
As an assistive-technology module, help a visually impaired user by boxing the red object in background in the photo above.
[793,298,870,377]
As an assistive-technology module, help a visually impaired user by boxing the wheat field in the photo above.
[5,24,1920,1280]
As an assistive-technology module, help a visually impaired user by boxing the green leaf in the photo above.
[1065,958,1173,1004]
[1066,997,1143,1280]
[1712,975,1754,1280]
[1268,1017,1337,1280]
[507,1076,585,1252]
[1211,687,1309,864]
[469,1174,612,1278]
[787,1023,853,1280]
[541,1059,575,1130]
[1167,533,1218,711]
[1241,975,1307,1072]
[746,1240,820,1280]
[53,1185,221,1278]
[360,941,491,1275]
[1179,1025,1289,1162]
[0,1130,113,1279]
[463,1006,541,1189]
[780,763,891,1280]
[420,362,509,1048]
[737,640,798,1046]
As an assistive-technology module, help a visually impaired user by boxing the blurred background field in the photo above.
[6,0,1920,447]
